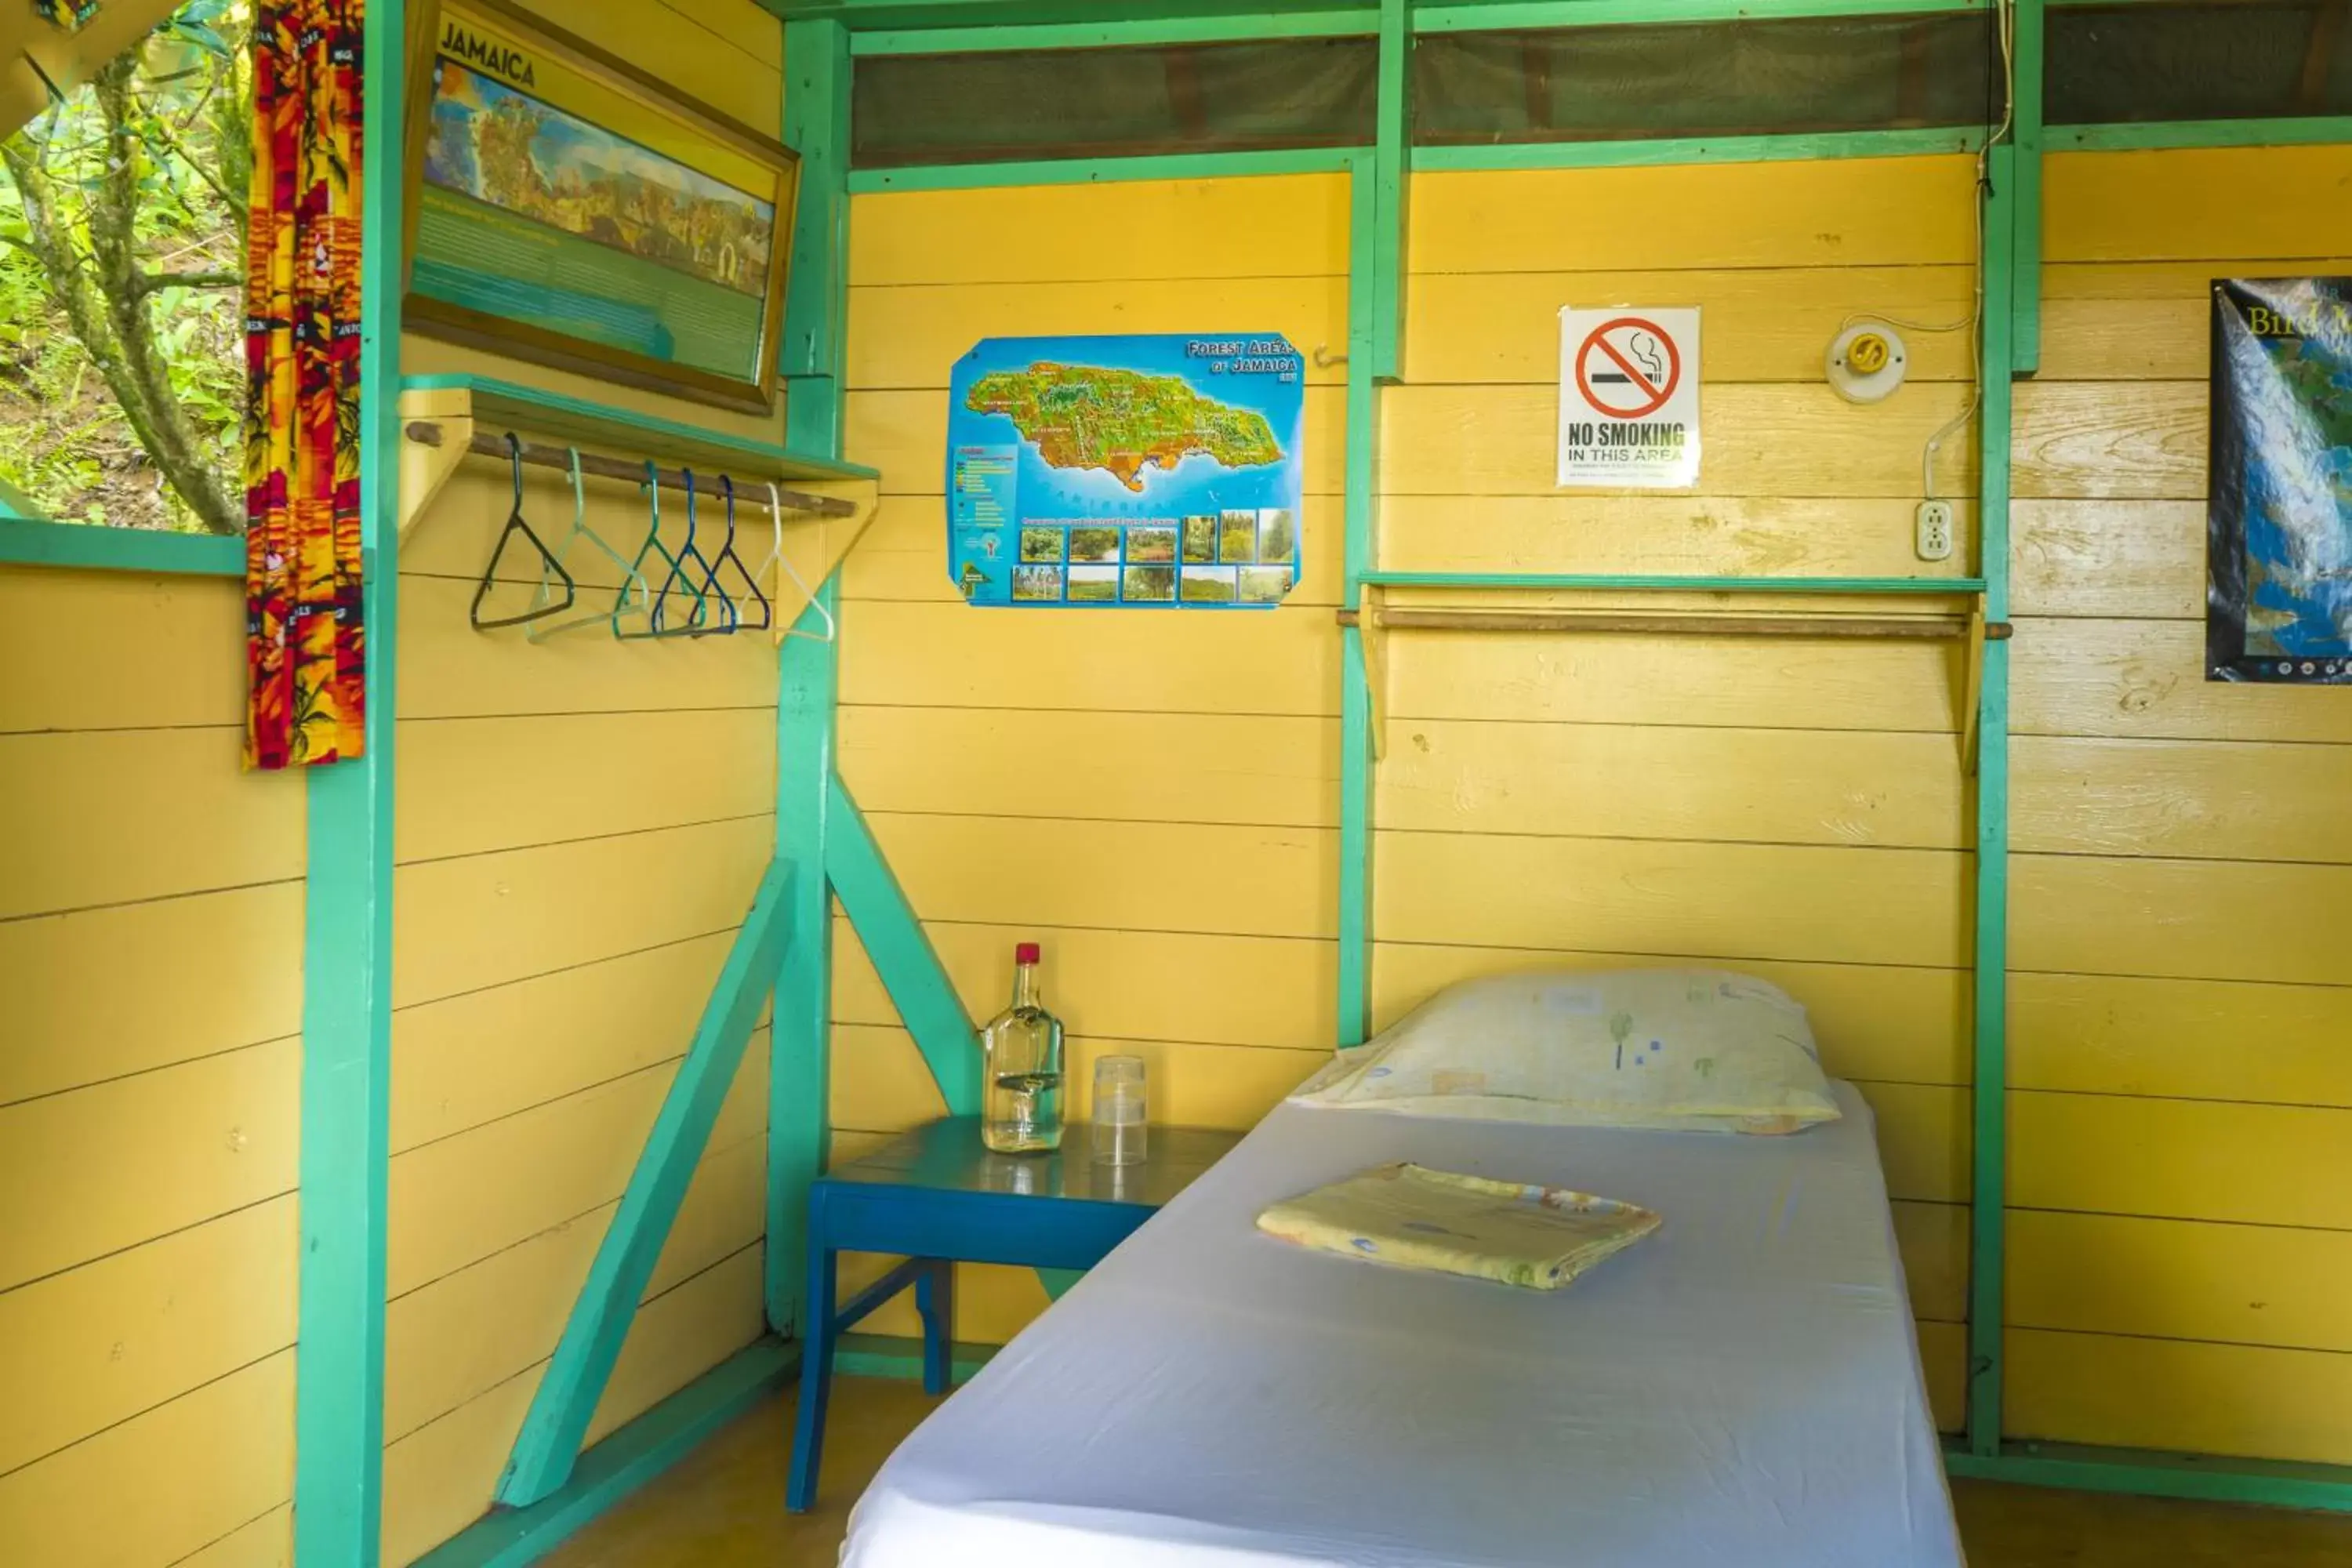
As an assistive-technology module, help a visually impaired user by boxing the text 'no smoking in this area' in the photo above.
[1559,307,1700,489]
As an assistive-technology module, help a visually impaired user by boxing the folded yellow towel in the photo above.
[1255,1163,1660,1290]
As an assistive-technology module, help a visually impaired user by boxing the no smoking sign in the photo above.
[1559,307,1700,488]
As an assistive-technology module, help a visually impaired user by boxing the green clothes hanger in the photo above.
[615,460,692,642]
[526,447,652,643]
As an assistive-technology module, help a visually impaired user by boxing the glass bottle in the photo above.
[981,942,1064,1153]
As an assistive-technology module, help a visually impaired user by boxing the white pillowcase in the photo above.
[1290,967,1842,1134]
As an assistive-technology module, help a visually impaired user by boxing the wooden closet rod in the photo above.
[401,423,858,519]
[1335,606,2013,641]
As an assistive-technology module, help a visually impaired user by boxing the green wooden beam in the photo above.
[1966,135,2016,1462]
[499,862,798,1507]
[2010,0,2044,376]
[1337,148,1383,1049]
[1415,126,1984,171]
[847,146,1362,193]
[769,0,1367,25]
[1360,570,1986,592]
[826,774,982,1115]
[1370,0,1410,382]
[0,517,243,576]
[293,0,405,1559]
[852,11,1377,51]
[1944,1441,2352,1515]
[1414,0,1985,25]
[2049,114,2352,151]
[773,13,853,1346]
[416,1340,801,1568]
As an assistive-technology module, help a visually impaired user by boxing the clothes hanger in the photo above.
[696,474,768,637]
[761,480,838,648]
[526,448,651,642]
[470,434,575,632]
[615,461,688,641]
[652,467,717,637]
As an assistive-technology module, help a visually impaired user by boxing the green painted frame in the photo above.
[1414,0,1987,23]
[2049,115,2352,150]
[1338,147,1382,1048]
[851,9,1378,51]
[0,517,243,576]
[1415,127,1986,171]
[292,0,406,1559]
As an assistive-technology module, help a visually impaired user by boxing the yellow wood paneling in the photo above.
[0,729,303,920]
[1381,494,1979,580]
[2012,617,2352,743]
[837,494,1346,607]
[2009,1209,2352,1354]
[1388,625,1961,732]
[1375,833,1970,969]
[0,1350,292,1568]
[1411,157,1979,273]
[847,277,1348,391]
[832,1022,1325,1135]
[1917,1318,1966,1435]
[839,706,1338,829]
[398,710,775,865]
[2044,256,2352,299]
[2014,735,2352,863]
[1381,383,1977,498]
[0,882,301,1105]
[0,1040,297,1292]
[849,174,1351,288]
[832,917,1334,1051]
[396,575,778,722]
[2012,381,2204,500]
[393,931,733,1153]
[1370,941,1970,1086]
[0,567,242,734]
[2005,1327,2352,1467]
[2010,499,2202,619]
[869,812,1334,941]
[390,815,772,1009]
[179,1505,292,1568]
[586,1244,766,1446]
[838,601,1340,717]
[382,1370,535,1568]
[1860,1081,1971,1206]
[1894,1200,1969,1323]
[2037,295,2207,381]
[0,1196,294,1477]
[651,0,782,69]
[384,1131,763,1442]
[532,0,779,130]
[1378,720,1968,850]
[387,1036,766,1298]
[847,386,1346,496]
[2044,145,2352,264]
[2009,1091,2352,1231]
[2014,851,2352,989]
[2011,971,2352,1109]
[1406,266,1974,384]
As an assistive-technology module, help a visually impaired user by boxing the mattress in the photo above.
[840,1081,1963,1568]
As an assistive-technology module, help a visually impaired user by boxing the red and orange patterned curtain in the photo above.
[243,0,367,769]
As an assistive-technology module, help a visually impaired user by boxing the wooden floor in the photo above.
[543,1378,2352,1568]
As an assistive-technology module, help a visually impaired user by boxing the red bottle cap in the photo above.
[1015,942,1041,965]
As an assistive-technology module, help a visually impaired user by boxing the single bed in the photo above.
[839,1080,1963,1568]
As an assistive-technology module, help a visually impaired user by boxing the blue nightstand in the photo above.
[786,1116,1242,1511]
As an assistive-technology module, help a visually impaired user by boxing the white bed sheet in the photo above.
[841,1081,1962,1568]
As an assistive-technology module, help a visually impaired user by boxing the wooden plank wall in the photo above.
[1381,157,1982,1432]
[834,172,1354,1336]
[376,2,788,1561]
[0,567,307,1566]
[2005,143,2352,1468]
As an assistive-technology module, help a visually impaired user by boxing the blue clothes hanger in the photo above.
[698,474,769,636]
[652,467,717,637]
[615,461,691,641]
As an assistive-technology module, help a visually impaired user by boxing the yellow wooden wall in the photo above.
[376,2,789,1562]
[2004,143,2352,1468]
[0,566,306,1565]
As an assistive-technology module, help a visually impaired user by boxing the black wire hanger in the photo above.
[471,434,576,632]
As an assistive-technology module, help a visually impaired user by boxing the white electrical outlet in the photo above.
[1915,499,1955,562]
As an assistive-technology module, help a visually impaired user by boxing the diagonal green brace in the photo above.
[497,859,797,1508]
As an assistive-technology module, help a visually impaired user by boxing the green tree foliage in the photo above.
[1,1,249,532]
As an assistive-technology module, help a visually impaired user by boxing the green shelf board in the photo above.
[401,375,880,484]
[0,516,245,578]
[1359,571,1988,594]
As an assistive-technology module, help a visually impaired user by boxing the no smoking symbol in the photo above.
[1575,317,1680,419]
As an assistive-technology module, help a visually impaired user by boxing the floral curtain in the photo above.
[243,0,366,768]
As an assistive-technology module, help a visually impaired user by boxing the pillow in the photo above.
[1289,968,1841,1134]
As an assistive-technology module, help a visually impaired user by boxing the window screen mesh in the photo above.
[851,38,1378,167]
[1414,14,2000,145]
[2047,1,2352,123]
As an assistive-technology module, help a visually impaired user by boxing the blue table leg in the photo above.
[786,1207,837,1512]
[916,1259,955,1396]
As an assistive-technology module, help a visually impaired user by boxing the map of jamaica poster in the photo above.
[946,335,1306,609]
[2209,278,2352,683]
